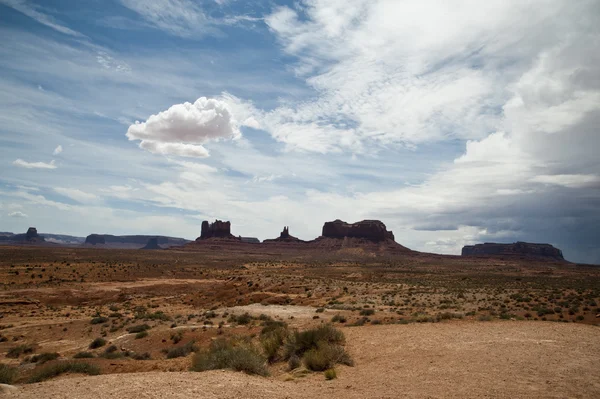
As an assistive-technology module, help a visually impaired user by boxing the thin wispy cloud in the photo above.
[13,159,57,169]
[0,0,83,36]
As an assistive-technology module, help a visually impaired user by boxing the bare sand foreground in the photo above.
[8,321,600,399]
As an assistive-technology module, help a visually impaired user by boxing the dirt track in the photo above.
[9,321,600,399]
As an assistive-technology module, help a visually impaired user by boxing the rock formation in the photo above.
[461,242,565,261]
[7,227,45,243]
[198,220,238,240]
[25,227,39,240]
[264,226,304,243]
[141,237,161,250]
[85,234,106,245]
[321,219,395,242]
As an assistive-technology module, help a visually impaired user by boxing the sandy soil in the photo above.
[8,321,600,399]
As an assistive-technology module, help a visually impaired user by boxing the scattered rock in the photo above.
[461,242,565,261]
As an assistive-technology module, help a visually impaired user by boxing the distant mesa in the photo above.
[84,234,188,248]
[239,236,260,244]
[264,226,304,243]
[1,227,46,243]
[321,219,395,242]
[85,234,105,245]
[462,242,565,261]
[141,237,161,250]
[197,220,239,240]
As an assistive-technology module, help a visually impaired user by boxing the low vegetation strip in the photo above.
[26,361,100,384]
[190,321,353,377]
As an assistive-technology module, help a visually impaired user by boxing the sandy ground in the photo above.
[8,321,600,399]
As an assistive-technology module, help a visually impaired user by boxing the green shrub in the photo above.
[228,313,253,325]
[191,338,268,376]
[136,311,170,321]
[171,331,183,344]
[135,331,148,339]
[331,314,347,323]
[73,352,95,359]
[6,344,35,358]
[324,368,337,380]
[359,309,375,316]
[89,337,106,349]
[303,343,353,371]
[166,341,197,359]
[315,308,325,313]
[0,363,18,384]
[132,352,151,360]
[30,352,60,364]
[288,354,301,370]
[126,324,150,334]
[90,317,108,325]
[260,324,288,363]
[284,324,346,361]
[27,362,100,383]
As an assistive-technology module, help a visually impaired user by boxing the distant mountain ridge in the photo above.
[85,234,189,247]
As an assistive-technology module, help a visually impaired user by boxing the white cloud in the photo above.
[53,144,63,155]
[139,141,210,158]
[0,0,82,37]
[118,0,260,38]
[54,187,99,203]
[530,175,600,188]
[126,97,241,158]
[8,211,27,218]
[13,159,57,169]
[118,0,216,38]
[256,0,592,154]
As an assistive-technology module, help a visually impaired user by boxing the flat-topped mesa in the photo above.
[322,219,395,242]
[85,234,106,245]
[198,220,238,240]
[462,242,565,261]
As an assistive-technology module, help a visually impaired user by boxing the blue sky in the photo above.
[1,0,599,263]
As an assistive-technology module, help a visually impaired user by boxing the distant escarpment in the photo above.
[264,226,304,243]
[84,234,188,248]
[197,220,239,240]
[141,237,161,250]
[462,242,565,261]
[322,219,395,242]
[239,236,260,244]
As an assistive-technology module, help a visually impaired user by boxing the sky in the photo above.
[0,0,599,263]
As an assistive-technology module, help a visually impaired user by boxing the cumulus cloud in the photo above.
[53,145,63,155]
[8,211,27,218]
[126,97,242,158]
[54,187,98,203]
[13,159,57,169]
